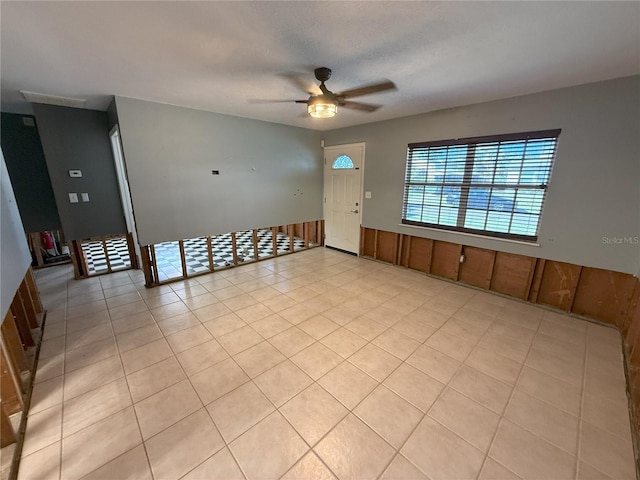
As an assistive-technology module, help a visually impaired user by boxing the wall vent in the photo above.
[20,90,86,109]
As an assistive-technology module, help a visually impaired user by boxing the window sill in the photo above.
[398,223,541,247]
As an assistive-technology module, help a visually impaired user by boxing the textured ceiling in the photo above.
[1,1,639,131]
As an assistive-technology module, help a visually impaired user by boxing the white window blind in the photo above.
[402,129,560,241]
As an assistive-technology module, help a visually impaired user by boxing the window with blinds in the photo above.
[402,129,560,241]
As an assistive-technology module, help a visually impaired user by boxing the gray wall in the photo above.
[106,98,119,131]
[323,76,640,275]
[115,96,323,246]
[33,104,126,240]
[1,113,62,232]
[1,150,32,319]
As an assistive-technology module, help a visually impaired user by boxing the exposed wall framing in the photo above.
[140,220,324,287]
[361,226,640,441]
[0,267,45,451]
[69,233,135,279]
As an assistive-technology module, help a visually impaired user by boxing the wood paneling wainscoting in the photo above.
[361,227,640,441]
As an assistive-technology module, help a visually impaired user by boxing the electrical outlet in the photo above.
[69,170,82,178]
[68,193,78,203]
[365,191,372,199]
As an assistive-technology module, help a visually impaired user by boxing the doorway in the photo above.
[323,143,365,254]
[109,126,140,265]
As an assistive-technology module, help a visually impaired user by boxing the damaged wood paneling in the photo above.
[528,259,546,303]
[405,237,433,273]
[362,227,376,258]
[357,225,640,452]
[358,227,639,334]
[537,261,582,311]
[490,252,536,300]
[458,247,496,290]
[431,241,461,281]
[375,230,397,264]
[623,283,640,338]
[572,268,637,327]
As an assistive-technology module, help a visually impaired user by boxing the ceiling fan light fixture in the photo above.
[308,97,337,118]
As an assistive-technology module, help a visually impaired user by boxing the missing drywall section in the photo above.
[360,226,640,470]
[361,226,638,326]
[140,220,324,287]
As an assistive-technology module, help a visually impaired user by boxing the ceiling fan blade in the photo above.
[341,101,381,112]
[336,80,397,99]
[248,99,307,104]
[278,72,321,95]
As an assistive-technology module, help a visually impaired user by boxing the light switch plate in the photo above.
[69,170,82,178]
[68,193,78,203]
[81,193,90,202]
[365,191,372,199]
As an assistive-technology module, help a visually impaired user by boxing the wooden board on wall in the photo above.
[1,349,22,415]
[376,231,397,264]
[458,247,496,290]
[572,268,638,327]
[362,228,376,257]
[430,241,461,281]
[307,222,317,245]
[623,281,640,337]
[537,260,582,311]
[490,252,536,300]
[406,237,433,273]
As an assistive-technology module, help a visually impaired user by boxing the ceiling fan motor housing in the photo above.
[314,67,332,83]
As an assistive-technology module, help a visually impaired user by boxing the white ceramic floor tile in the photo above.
[18,254,635,480]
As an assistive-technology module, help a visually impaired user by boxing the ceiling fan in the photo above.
[257,67,397,118]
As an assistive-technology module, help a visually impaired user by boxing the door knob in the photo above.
[350,209,359,214]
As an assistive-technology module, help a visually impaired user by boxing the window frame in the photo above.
[401,129,561,242]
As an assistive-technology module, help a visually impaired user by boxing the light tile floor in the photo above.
[17,248,636,480]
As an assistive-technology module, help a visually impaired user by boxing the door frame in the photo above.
[323,142,366,255]
[109,125,141,264]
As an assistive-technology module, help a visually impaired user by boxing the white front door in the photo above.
[323,143,364,254]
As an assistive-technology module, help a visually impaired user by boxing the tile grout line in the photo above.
[375,299,503,479]
[574,324,590,480]
[181,260,409,479]
[105,280,159,480]
[61,274,147,479]
[57,270,72,480]
[23,251,631,480]
[270,275,421,479]
[475,310,545,480]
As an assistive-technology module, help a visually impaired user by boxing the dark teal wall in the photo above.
[33,104,126,240]
[106,98,118,130]
[1,113,62,232]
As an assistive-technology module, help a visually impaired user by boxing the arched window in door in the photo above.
[332,155,355,169]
